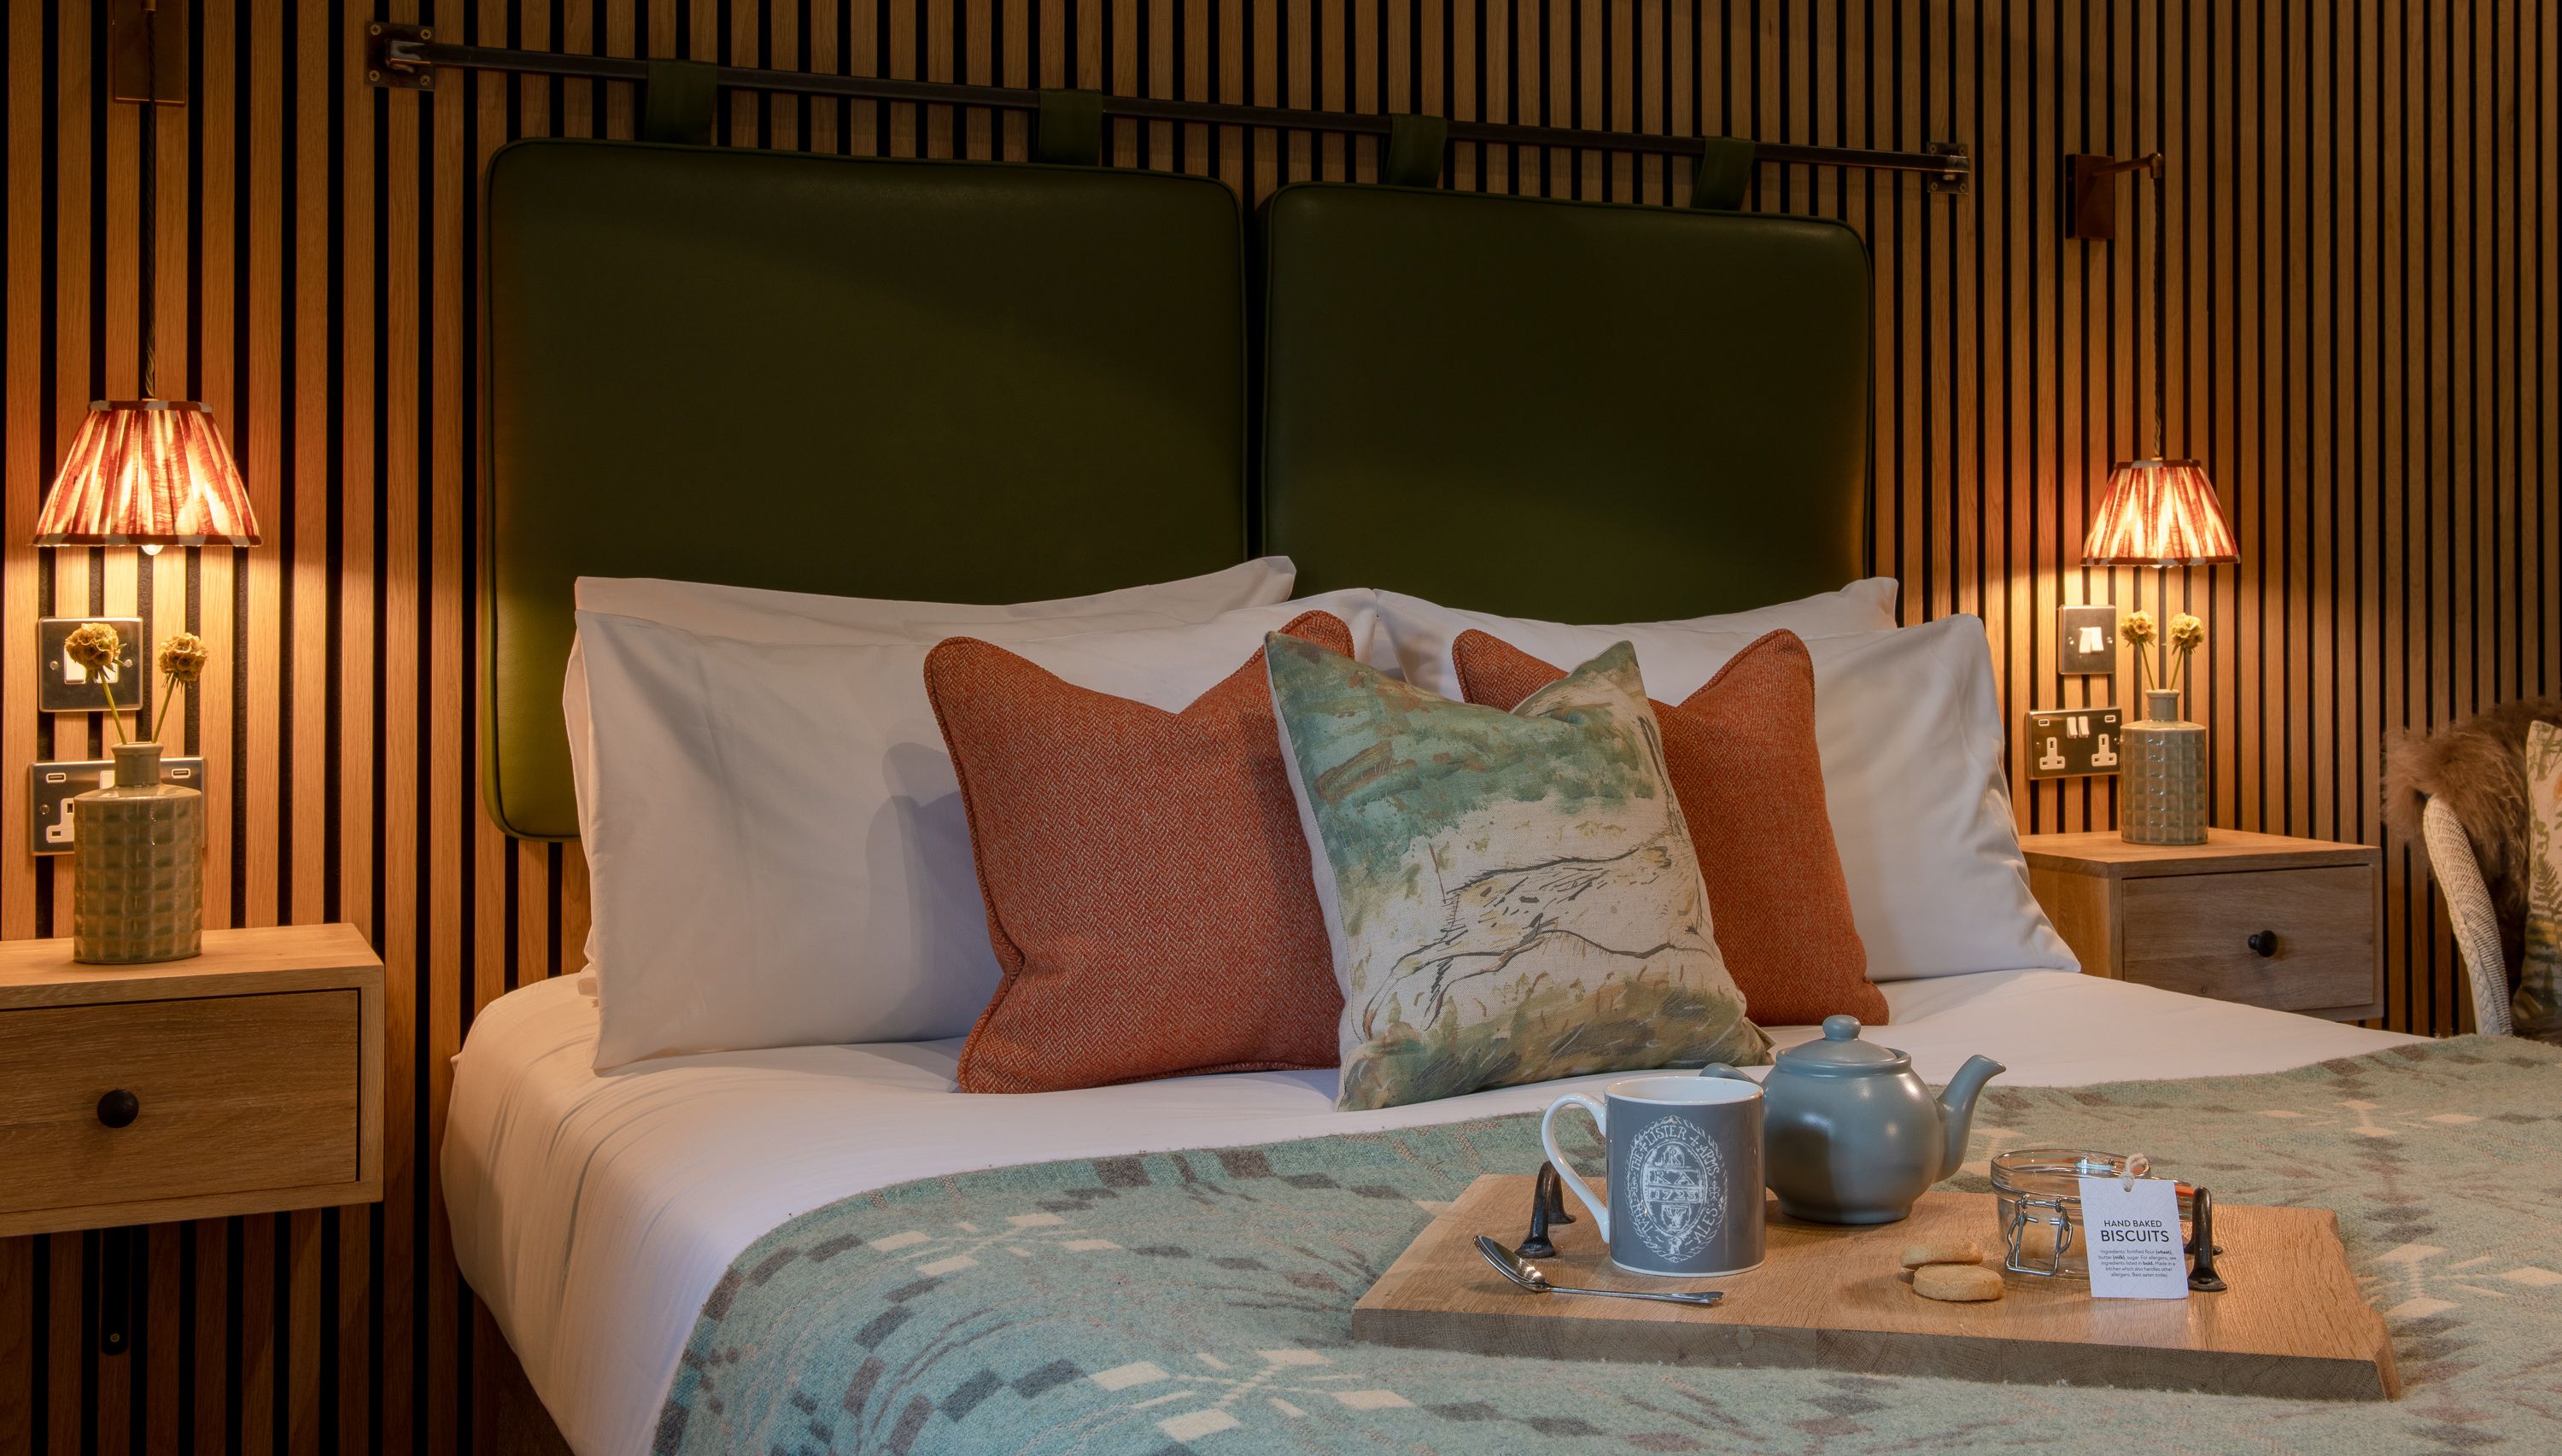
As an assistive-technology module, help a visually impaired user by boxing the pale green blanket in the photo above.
[658,1038,2562,1454]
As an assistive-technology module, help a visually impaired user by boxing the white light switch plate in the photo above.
[2058,604,2119,675]
[27,755,205,855]
[38,617,144,713]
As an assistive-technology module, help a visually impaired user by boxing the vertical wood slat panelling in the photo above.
[3,3,2553,1451]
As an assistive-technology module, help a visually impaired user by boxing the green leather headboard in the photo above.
[482,141,1247,838]
[1256,184,1871,618]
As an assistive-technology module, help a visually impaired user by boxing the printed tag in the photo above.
[2075,1176,2191,1300]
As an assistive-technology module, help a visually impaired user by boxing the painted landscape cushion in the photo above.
[1264,634,1771,1111]
[1451,628,1886,1028]
[924,611,1351,1091]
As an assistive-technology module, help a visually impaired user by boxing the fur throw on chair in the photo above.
[2384,697,2562,981]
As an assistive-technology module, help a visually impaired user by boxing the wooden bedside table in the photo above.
[2021,831,2382,1021]
[0,922,384,1238]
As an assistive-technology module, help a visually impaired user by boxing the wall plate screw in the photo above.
[366,69,381,82]
[368,22,381,35]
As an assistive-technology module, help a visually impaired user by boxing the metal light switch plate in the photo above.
[28,755,204,855]
[2058,605,2119,675]
[2023,707,2124,780]
[38,617,144,713]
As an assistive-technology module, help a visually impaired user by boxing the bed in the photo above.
[459,141,2503,1456]
[447,969,2419,1456]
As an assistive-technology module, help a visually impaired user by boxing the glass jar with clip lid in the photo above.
[1992,1149,2198,1278]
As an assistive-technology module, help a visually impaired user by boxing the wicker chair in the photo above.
[2420,795,2514,1036]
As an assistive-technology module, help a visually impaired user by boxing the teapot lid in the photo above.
[1775,1015,1911,1076]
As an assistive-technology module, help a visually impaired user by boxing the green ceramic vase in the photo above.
[71,740,204,964]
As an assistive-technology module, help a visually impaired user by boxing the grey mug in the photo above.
[1541,1074,1765,1278]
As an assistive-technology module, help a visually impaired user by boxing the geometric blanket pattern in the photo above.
[658,1038,2562,1454]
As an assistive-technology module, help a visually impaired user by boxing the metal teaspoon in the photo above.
[1472,1236,1724,1307]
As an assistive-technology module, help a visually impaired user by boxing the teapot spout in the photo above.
[1935,1055,2007,1183]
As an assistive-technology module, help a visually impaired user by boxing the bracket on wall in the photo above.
[108,0,190,104]
[366,22,437,91]
[2065,151,2162,241]
[1925,142,1970,196]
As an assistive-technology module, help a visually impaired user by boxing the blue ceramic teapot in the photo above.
[1701,1015,2004,1225]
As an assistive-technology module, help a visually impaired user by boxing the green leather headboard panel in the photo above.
[483,141,1247,838]
[1257,184,1870,619]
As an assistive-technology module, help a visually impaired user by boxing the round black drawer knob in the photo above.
[2246,930,2279,959]
[97,1089,140,1128]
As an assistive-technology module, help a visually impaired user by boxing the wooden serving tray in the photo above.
[1353,1175,2398,1400]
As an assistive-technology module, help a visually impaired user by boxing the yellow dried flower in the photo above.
[2167,613,2205,652]
[156,632,209,684]
[62,621,122,675]
[2119,610,2156,647]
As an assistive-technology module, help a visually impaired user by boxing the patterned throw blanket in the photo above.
[658,1040,2562,1454]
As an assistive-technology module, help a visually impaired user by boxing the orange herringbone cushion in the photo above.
[1453,628,1886,1028]
[924,611,1348,1092]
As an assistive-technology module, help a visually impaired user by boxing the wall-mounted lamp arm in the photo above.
[2065,151,2165,241]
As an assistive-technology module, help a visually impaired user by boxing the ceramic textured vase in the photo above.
[72,741,204,964]
[2121,687,2208,845]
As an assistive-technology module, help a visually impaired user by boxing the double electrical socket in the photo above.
[2022,707,2124,781]
[26,756,204,856]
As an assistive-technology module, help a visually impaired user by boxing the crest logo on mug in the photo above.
[1628,1114,1725,1263]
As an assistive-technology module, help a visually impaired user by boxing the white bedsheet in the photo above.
[444,968,2419,1456]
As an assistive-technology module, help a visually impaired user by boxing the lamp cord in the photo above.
[138,0,157,400]
[2152,153,2167,461]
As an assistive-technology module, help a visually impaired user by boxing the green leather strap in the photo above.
[1688,137,1754,210]
[640,61,717,146]
[1034,89,1106,167]
[1384,114,1447,188]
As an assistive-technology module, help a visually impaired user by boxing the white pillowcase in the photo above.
[564,558,1297,775]
[1787,618,2076,981]
[1372,596,2072,983]
[572,557,1298,646]
[1377,577,1902,699]
[571,588,1385,1068]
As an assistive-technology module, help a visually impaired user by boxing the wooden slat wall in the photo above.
[3,2,2554,1451]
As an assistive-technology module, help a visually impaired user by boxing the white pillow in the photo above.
[564,558,1297,774]
[1376,578,1901,699]
[1376,601,2072,984]
[563,559,1296,973]
[573,557,1298,646]
[572,588,1386,1068]
[1790,618,2075,981]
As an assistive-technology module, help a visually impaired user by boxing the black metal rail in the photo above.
[365,25,1970,195]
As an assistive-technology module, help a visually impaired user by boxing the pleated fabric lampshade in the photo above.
[34,400,261,547]
[2080,458,2237,567]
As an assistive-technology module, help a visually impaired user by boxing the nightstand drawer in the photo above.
[0,989,361,1218]
[2120,867,2376,1012]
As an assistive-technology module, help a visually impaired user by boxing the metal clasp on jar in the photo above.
[2003,1192,2075,1277]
